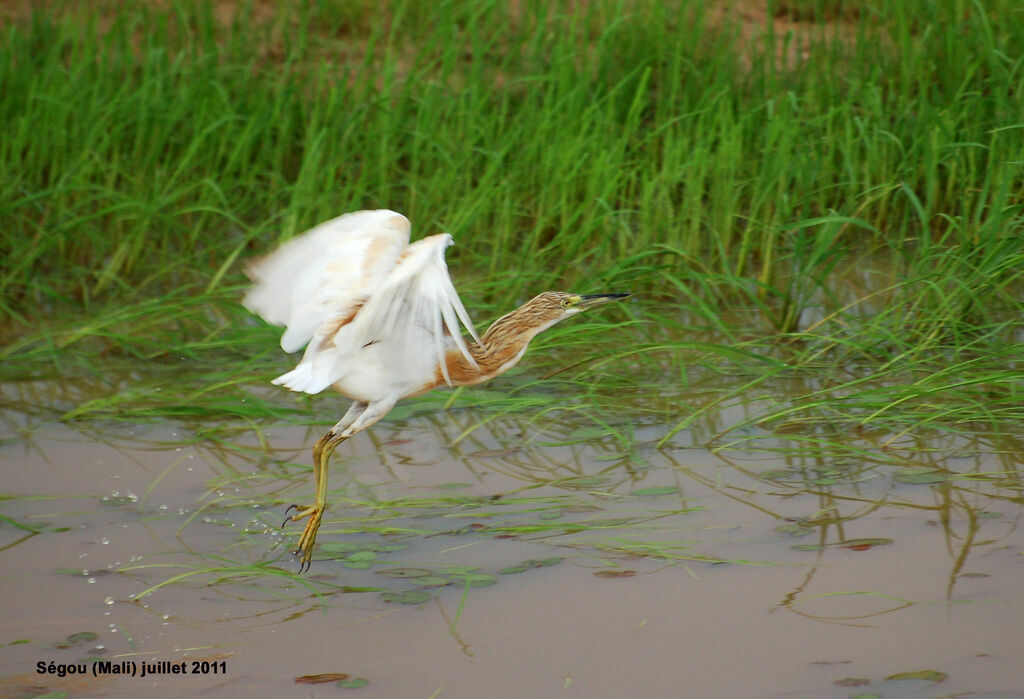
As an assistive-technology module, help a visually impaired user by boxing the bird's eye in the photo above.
[561,297,571,308]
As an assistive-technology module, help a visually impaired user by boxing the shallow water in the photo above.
[1,408,1023,697]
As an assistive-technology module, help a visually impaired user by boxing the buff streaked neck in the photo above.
[432,293,576,389]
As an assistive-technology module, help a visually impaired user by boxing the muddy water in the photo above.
[1,410,1023,697]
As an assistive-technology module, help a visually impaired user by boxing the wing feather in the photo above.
[247,211,480,397]
[337,233,480,386]
[243,209,410,353]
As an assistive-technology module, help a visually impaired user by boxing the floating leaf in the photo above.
[453,573,497,588]
[375,568,434,579]
[296,673,349,684]
[594,570,636,578]
[65,632,98,645]
[320,542,368,554]
[791,544,826,551]
[347,551,377,561]
[894,470,949,485]
[630,486,678,497]
[377,544,409,552]
[841,538,893,550]
[500,557,564,574]
[344,561,372,570]
[414,576,451,587]
[535,557,564,567]
[337,678,370,689]
[499,556,557,573]
[834,677,870,687]
[844,538,893,546]
[379,590,431,605]
[886,670,947,682]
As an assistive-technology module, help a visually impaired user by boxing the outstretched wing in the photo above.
[246,211,481,396]
[243,209,410,353]
[345,233,481,385]
[273,233,481,395]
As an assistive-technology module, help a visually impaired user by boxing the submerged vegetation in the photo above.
[2,0,1023,450]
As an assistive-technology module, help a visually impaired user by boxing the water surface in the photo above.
[1,406,1022,697]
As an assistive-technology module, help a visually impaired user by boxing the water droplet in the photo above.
[104,597,114,605]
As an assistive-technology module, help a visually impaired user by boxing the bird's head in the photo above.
[547,291,630,314]
[479,291,630,349]
[517,291,630,333]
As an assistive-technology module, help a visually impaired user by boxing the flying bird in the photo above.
[244,209,629,571]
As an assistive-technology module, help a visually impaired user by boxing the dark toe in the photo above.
[282,504,298,528]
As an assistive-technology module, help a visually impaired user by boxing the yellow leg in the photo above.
[286,429,347,573]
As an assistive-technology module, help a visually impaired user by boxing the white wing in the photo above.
[346,233,481,385]
[243,209,409,353]
[246,211,481,397]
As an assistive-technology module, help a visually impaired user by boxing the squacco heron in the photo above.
[244,209,629,571]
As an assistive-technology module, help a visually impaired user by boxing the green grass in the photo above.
[2,0,1023,446]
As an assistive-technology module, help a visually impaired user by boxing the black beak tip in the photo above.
[581,292,632,301]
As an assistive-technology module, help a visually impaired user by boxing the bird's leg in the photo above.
[285,399,396,572]
[289,428,349,572]
[285,402,367,572]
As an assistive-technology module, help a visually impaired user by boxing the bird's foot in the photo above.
[282,504,323,574]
